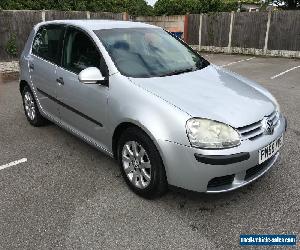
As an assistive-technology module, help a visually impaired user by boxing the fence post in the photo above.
[184,14,189,42]
[227,11,234,53]
[163,15,167,30]
[86,11,90,19]
[41,10,46,22]
[123,12,129,21]
[198,14,203,51]
[264,11,271,55]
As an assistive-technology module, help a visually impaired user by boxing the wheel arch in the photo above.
[112,121,163,161]
[19,80,29,94]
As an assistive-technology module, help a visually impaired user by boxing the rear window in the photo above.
[32,25,64,65]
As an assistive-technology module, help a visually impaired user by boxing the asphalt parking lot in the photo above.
[0,54,299,249]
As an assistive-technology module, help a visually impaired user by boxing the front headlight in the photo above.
[186,118,240,149]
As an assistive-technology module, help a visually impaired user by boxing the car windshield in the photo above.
[94,28,209,78]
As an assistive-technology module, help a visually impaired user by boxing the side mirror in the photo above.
[78,67,106,84]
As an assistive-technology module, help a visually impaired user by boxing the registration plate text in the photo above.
[259,135,283,164]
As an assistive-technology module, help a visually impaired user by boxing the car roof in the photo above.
[39,20,159,31]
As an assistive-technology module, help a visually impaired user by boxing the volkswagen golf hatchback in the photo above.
[20,20,287,198]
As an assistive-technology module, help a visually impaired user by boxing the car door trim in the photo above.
[36,88,103,127]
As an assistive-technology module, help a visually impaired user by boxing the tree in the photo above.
[271,0,300,9]
[153,0,238,15]
[0,0,154,16]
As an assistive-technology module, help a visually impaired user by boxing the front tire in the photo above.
[22,85,47,126]
[117,127,168,199]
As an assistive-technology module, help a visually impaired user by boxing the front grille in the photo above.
[207,174,235,188]
[237,110,279,141]
[245,156,273,180]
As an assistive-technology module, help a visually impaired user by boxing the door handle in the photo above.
[56,77,64,85]
[29,62,34,70]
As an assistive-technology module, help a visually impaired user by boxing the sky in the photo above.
[147,0,158,6]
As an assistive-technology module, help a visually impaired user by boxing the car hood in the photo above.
[129,65,276,128]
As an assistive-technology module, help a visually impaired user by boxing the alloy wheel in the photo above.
[24,91,36,121]
[122,141,152,189]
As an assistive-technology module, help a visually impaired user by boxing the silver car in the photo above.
[20,20,287,198]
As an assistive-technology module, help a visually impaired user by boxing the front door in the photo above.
[29,24,65,120]
[56,27,110,149]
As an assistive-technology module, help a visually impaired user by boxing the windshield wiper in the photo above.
[196,57,210,69]
[159,67,195,77]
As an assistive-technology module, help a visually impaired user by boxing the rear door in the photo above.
[56,26,110,148]
[29,24,65,120]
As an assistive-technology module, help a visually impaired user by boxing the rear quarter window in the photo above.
[32,25,64,65]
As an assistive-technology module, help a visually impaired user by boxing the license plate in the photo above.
[259,135,283,164]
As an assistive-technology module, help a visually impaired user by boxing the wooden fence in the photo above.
[135,15,185,37]
[135,11,300,57]
[0,10,124,60]
[0,10,300,61]
[187,10,300,57]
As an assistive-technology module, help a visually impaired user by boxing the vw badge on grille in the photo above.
[262,117,274,135]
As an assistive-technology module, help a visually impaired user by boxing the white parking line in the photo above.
[0,158,27,171]
[221,57,256,67]
[270,65,300,79]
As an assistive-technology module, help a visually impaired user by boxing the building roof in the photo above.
[41,20,158,31]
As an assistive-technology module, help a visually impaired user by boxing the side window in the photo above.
[32,25,64,65]
[62,28,108,76]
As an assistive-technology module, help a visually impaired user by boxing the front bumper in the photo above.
[158,114,287,193]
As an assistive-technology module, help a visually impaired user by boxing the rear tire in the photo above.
[117,127,168,199]
[22,85,47,126]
